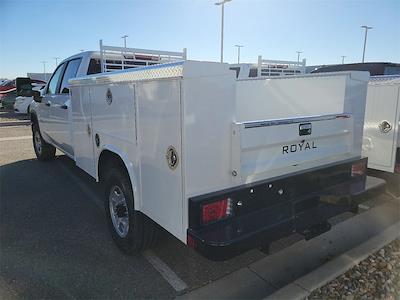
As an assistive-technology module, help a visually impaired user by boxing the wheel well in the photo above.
[98,150,129,183]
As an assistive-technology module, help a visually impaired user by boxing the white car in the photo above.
[14,96,33,114]
[14,83,45,114]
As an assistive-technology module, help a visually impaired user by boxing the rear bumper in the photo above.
[187,159,385,261]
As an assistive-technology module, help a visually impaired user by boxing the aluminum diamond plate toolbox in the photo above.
[369,75,400,85]
[69,61,184,86]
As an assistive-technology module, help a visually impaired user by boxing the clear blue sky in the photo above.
[0,0,399,79]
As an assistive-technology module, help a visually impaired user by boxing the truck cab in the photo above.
[32,52,87,156]
[31,42,187,158]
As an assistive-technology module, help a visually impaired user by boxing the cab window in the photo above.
[60,58,82,93]
[47,64,65,94]
[87,58,101,75]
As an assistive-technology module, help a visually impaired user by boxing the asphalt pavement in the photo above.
[0,125,176,299]
[0,119,267,299]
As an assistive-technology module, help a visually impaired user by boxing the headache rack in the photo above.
[257,55,306,77]
[99,39,187,73]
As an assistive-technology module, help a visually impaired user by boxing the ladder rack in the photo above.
[257,56,306,77]
[99,39,187,73]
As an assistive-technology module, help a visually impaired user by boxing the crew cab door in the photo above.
[40,63,66,142]
[49,58,82,157]
[363,83,400,172]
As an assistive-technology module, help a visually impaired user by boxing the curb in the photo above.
[264,222,400,300]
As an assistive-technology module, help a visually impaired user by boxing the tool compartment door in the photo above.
[232,115,354,181]
[137,79,183,239]
[71,85,96,177]
[363,84,400,172]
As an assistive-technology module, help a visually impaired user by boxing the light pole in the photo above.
[234,45,243,63]
[121,35,128,48]
[215,0,232,63]
[296,51,302,63]
[361,25,372,63]
[53,57,60,66]
[41,61,47,81]
[341,56,346,64]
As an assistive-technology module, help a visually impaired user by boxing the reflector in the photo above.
[351,160,367,177]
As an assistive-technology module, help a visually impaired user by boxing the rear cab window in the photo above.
[87,58,101,75]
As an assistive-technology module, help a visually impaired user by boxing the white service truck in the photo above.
[230,56,306,79]
[234,59,400,192]
[30,57,385,260]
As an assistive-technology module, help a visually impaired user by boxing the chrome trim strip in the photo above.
[242,114,351,129]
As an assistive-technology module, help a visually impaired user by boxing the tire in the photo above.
[104,166,158,254]
[32,123,56,161]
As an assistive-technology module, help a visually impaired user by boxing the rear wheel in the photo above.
[32,123,56,161]
[104,166,158,254]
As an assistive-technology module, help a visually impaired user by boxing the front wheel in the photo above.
[104,167,158,254]
[32,124,56,161]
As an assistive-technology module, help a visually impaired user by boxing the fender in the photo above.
[97,144,141,211]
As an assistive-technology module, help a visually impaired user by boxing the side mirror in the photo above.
[33,90,42,103]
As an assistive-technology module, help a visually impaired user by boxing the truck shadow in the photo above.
[0,156,176,299]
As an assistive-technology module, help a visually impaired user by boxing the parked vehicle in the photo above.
[230,56,306,79]
[0,79,16,109]
[14,78,46,114]
[311,62,400,76]
[0,79,16,93]
[362,75,400,194]
[311,63,400,195]
[30,53,385,260]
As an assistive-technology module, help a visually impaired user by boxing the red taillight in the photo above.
[351,160,367,177]
[201,198,232,225]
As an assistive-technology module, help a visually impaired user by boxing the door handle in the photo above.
[60,104,68,109]
[45,102,51,107]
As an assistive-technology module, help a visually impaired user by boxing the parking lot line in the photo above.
[143,250,188,293]
[0,135,31,142]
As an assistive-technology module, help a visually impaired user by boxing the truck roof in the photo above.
[59,51,99,65]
